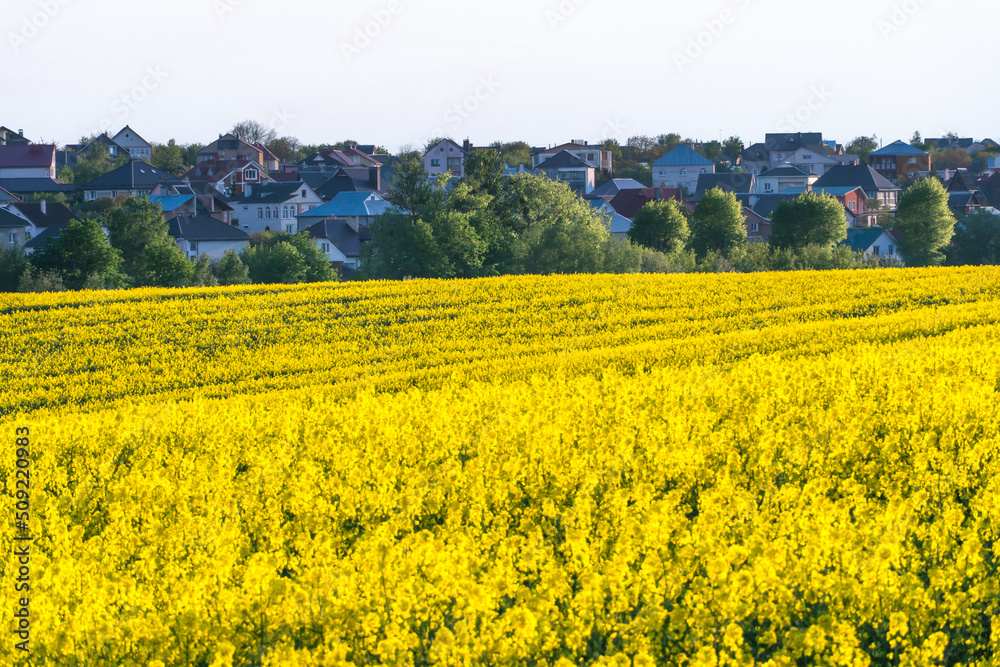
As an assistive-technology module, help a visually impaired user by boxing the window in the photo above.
[659,170,665,176]
[907,172,914,178]
[274,207,279,219]
[889,245,895,255]
[700,168,706,174]
[803,154,812,159]
[8,233,15,244]
[749,222,759,233]
[245,168,257,180]
[190,242,198,252]
[848,201,856,211]
[285,225,293,234]
[873,246,881,256]
[680,169,687,176]
[322,243,330,253]
[431,159,441,167]
[764,182,773,192]
[266,208,271,219]
[908,158,917,164]
[302,190,306,198]
[25,231,31,241]
[258,209,264,219]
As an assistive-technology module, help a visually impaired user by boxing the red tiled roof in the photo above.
[0,144,55,168]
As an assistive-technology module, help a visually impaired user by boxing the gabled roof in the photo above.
[925,137,974,150]
[231,182,308,205]
[424,139,468,157]
[588,200,632,235]
[694,173,755,199]
[149,194,196,212]
[764,133,823,152]
[652,144,713,167]
[81,160,181,191]
[759,164,811,178]
[112,126,152,148]
[843,228,892,253]
[0,185,18,202]
[342,146,383,165]
[607,188,685,219]
[870,140,929,157]
[735,193,800,220]
[81,133,129,155]
[299,192,391,219]
[23,225,64,249]
[315,168,378,200]
[591,178,647,198]
[0,127,29,144]
[183,158,264,182]
[0,208,28,228]
[304,219,370,257]
[536,150,597,170]
[0,178,74,194]
[946,168,979,193]
[7,201,76,228]
[0,144,55,168]
[166,215,251,242]
[812,164,900,193]
[741,143,769,162]
[948,191,987,210]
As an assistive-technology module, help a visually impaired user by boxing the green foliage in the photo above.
[946,211,1000,266]
[212,249,251,286]
[769,192,848,250]
[151,140,186,176]
[689,188,746,258]
[286,232,337,283]
[640,247,697,274]
[29,218,125,290]
[190,254,217,287]
[57,167,75,184]
[891,177,957,267]
[728,243,884,272]
[17,266,65,292]
[244,231,335,283]
[929,147,972,170]
[628,199,690,254]
[600,237,643,274]
[722,136,744,162]
[75,144,128,187]
[489,141,532,168]
[0,246,29,292]
[241,242,308,284]
[845,136,879,159]
[231,120,276,146]
[266,136,302,163]
[102,197,193,287]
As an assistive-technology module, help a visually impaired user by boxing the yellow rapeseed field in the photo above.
[1,268,999,666]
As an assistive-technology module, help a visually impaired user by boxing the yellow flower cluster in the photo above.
[1,267,999,665]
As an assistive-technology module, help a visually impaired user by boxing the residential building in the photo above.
[297,149,356,172]
[651,145,715,193]
[0,207,32,250]
[607,188,688,219]
[302,218,371,270]
[167,216,251,260]
[0,144,56,180]
[812,164,902,211]
[757,164,816,193]
[183,158,272,197]
[231,182,324,234]
[740,143,770,175]
[742,207,770,242]
[779,146,844,177]
[424,139,468,179]
[149,194,199,219]
[0,127,29,146]
[589,199,633,240]
[198,133,279,171]
[111,126,153,160]
[0,185,19,203]
[531,141,613,173]
[945,169,990,216]
[867,141,931,181]
[764,132,825,169]
[295,191,392,232]
[694,172,756,200]
[589,178,647,200]
[80,160,182,200]
[314,167,384,201]
[843,228,902,262]
[535,151,597,194]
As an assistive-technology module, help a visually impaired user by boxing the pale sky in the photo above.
[3,0,996,152]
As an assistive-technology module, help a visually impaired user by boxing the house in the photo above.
[149,194,199,219]
[0,127,30,146]
[779,146,844,177]
[340,146,384,168]
[945,169,990,216]
[867,141,931,181]
[694,172,756,200]
[297,149,355,172]
[589,199,633,240]
[735,193,800,221]
[976,171,1000,209]
[781,185,874,228]
[6,200,76,232]
[0,207,32,250]
[0,144,56,179]
[295,191,392,232]
[0,185,18,203]
[80,160,181,200]
[763,132,825,169]
[924,137,975,152]
[843,228,902,262]
[757,164,816,193]
[531,141,613,173]
[535,151,597,194]
[812,164,902,211]
[314,167,384,201]
[740,143,770,175]
[302,218,371,270]
[608,188,688,219]
[424,139,469,179]
[742,207,770,242]
[651,145,715,193]
[198,133,279,171]
[230,182,324,234]
[166,216,251,260]
[110,126,153,160]
[183,158,272,197]
[589,178,647,200]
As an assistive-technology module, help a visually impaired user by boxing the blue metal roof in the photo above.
[652,144,714,167]
[870,140,929,156]
[298,192,391,218]
[148,194,195,211]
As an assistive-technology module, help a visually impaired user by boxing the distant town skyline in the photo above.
[4,0,998,152]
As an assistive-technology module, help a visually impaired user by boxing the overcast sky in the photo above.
[3,0,996,152]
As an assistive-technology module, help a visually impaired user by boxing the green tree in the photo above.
[182,143,204,167]
[627,199,690,253]
[946,210,1000,266]
[152,140,186,176]
[656,133,682,148]
[266,136,302,163]
[29,218,125,290]
[688,187,746,258]
[489,141,532,169]
[231,120,277,145]
[703,140,723,162]
[722,136,744,162]
[57,166,75,184]
[241,241,308,284]
[102,197,193,286]
[910,131,925,150]
[769,192,848,250]
[286,232,336,282]
[190,254,217,287]
[891,177,957,266]
[75,144,128,187]
[0,246,29,292]
[600,139,623,165]
[213,249,251,285]
[846,136,879,159]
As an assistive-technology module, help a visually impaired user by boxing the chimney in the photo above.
[369,165,381,191]
[40,200,46,215]
[18,129,23,136]
[463,138,473,153]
